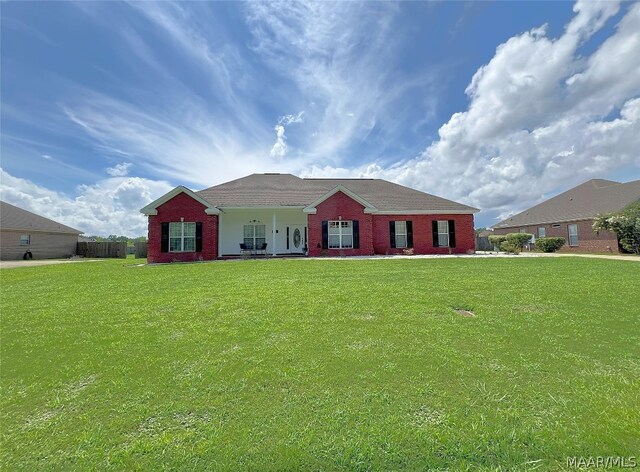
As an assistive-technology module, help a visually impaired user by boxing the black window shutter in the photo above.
[448,220,456,248]
[322,221,328,249]
[432,221,439,247]
[161,222,169,252]
[195,222,203,252]
[389,221,396,248]
[406,221,413,248]
[286,227,290,250]
[353,220,360,249]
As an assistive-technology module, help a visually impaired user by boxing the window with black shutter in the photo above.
[432,221,439,247]
[195,222,203,252]
[448,220,456,248]
[161,222,169,252]
[322,221,328,249]
[353,220,359,249]
[433,220,452,247]
[389,221,396,248]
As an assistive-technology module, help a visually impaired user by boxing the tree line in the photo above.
[84,235,147,244]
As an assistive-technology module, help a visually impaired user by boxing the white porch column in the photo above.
[272,212,277,256]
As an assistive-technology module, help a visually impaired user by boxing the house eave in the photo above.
[217,206,306,211]
[492,216,596,229]
[374,209,478,215]
[1,227,83,235]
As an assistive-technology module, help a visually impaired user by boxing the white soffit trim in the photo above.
[303,185,378,214]
[375,209,479,215]
[140,186,220,216]
[216,206,306,210]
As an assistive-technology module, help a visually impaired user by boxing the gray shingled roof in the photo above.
[0,201,82,234]
[493,179,640,229]
[196,174,478,213]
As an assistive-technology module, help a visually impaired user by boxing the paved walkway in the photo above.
[307,252,640,262]
[0,259,103,269]
[474,251,640,262]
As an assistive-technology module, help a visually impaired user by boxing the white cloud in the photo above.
[62,90,279,187]
[279,112,305,126]
[269,111,305,158]
[0,168,173,237]
[270,125,287,158]
[106,162,132,177]
[246,2,430,161]
[303,1,640,222]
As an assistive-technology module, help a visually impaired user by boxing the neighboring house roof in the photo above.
[194,173,479,214]
[492,179,640,229]
[0,201,82,234]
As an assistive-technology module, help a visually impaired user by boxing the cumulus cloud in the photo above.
[269,111,305,158]
[0,168,173,236]
[270,125,287,158]
[105,162,132,177]
[305,1,640,222]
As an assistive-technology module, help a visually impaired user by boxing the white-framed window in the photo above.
[395,221,407,248]
[243,224,266,249]
[328,220,353,249]
[568,224,578,246]
[437,220,449,247]
[169,222,196,252]
[20,234,31,246]
[538,227,546,238]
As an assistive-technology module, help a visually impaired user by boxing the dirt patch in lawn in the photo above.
[453,308,475,317]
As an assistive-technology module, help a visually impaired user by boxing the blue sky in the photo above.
[1,1,639,236]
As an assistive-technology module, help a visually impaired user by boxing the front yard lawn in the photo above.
[1,257,638,470]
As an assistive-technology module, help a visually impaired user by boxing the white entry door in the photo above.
[289,225,306,254]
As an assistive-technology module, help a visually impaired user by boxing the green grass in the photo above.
[1,257,639,470]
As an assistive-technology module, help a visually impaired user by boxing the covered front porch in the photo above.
[218,208,308,257]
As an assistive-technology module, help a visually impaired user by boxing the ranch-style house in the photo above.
[140,173,479,263]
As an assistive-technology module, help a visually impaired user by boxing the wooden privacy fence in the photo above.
[77,242,127,258]
[134,241,147,259]
[475,236,494,251]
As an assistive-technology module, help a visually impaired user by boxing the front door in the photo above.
[289,225,306,254]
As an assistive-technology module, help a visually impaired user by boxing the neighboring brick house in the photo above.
[140,174,478,263]
[492,179,640,253]
[0,201,82,260]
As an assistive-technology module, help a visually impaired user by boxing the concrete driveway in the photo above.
[0,259,102,269]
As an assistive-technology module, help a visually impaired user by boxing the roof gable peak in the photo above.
[140,186,220,216]
[303,185,378,214]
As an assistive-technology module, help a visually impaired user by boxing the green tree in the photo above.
[593,201,640,254]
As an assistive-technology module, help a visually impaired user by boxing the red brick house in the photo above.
[140,174,478,263]
[492,179,640,253]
